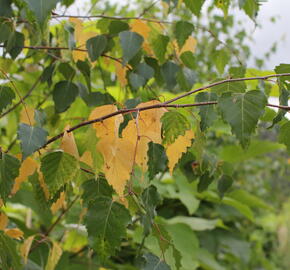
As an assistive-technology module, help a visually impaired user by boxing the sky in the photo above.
[63,0,290,70]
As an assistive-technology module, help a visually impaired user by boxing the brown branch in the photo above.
[51,14,170,24]
[0,74,42,119]
[36,73,290,150]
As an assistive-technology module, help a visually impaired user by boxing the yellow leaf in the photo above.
[89,104,123,139]
[179,36,197,55]
[11,157,38,195]
[98,137,134,196]
[69,18,96,62]
[0,211,8,230]
[80,151,93,167]
[60,126,79,159]
[21,236,35,264]
[45,241,63,270]
[115,61,128,87]
[38,170,50,200]
[5,228,24,239]
[20,107,35,125]
[131,19,151,39]
[51,192,66,214]
[0,199,3,208]
[166,130,195,174]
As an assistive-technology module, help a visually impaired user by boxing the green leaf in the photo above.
[218,90,267,148]
[81,177,113,205]
[270,88,289,127]
[177,67,197,91]
[195,92,217,131]
[119,31,143,64]
[40,151,79,195]
[76,61,91,90]
[197,171,214,193]
[220,140,284,163]
[152,34,169,63]
[275,63,290,82]
[6,31,24,59]
[129,72,146,89]
[217,175,233,197]
[23,0,59,25]
[222,197,254,221]
[0,153,20,203]
[52,81,79,113]
[0,231,22,270]
[142,253,170,270]
[86,35,108,61]
[0,86,15,114]
[196,248,225,270]
[242,0,259,19]
[213,49,230,74]
[137,62,154,80]
[184,0,205,17]
[174,21,194,49]
[180,51,196,70]
[109,20,129,35]
[161,61,180,90]
[161,111,191,144]
[147,142,168,180]
[58,62,76,81]
[41,64,55,86]
[18,123,48,160]
[0,22,12,43]
[141,185,162,236]
[278,121,290,154]
[85,196,131,255]
[0,0,13,17]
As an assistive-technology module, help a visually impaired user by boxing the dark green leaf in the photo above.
[82,177,113,205]
[0,22,12,43]
[174,21,194,49]
[58,62,76,81]
[6,31,24,59]
[145,57,164,85]
[141,185,162,236]
[0,153,20,203]
[217,175,233,197]
[161,111,191,144]
[161,61,179,90]
[0,86,15,114]
[177,67,196,91]
[198,172,214,193]
[109,20,129,35]
[52,81,79,113]
[0,0,12,17]
[184,0,205,16]
[147,142,168,180]
[270,88,289,127]
[86,35,108,61]
[195,92,217,131]
[85,196,131,255]
[40,151,79,196]
[152,34,169,63]
[80,90,115,107]
[41,64,55,86]
[76,60,91,90]
[0,231,22,270]
[137,62,154,80]
[141,253,170,270]
[23,0,59,24]
[18,123,48,160]
[129,72,146,89]
[119,31,143,64]
[278,121,290,154]
[218,90,267,148]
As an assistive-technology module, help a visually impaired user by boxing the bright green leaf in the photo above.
[278,121,290,154]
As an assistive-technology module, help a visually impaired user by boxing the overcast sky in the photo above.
[63,0,290,69]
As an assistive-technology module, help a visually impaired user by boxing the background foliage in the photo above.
[0,0,290,269]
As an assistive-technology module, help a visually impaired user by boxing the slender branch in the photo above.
[0,74,42,119]
[36,73,290,150]
[51,14,170,24]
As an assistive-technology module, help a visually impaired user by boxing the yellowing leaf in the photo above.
[5,228,24,239]
[0,199,3,208]
[21,236,35,264]
[60,126,79,159]
[98,138,134,195]
[51,191,66,214]
[166,130,194,174]
[80,151,93,167]
[89,104,123,139]
[0,212,8,230]
[69,18,97,62]
[122,101,167,172]
[20,107,35,125]
[179,36,197,55]
[45,241,63,270]
[115,61,128,87]
[131,19,151,39]
[38,170,50,200]
[11,157,38,195]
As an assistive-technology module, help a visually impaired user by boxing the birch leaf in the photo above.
[60,126,79,159]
